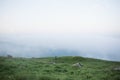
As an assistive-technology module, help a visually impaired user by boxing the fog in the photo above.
[0,0,120,61]
[0,34,120,61]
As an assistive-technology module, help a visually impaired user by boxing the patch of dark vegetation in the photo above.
[54,56,85,63]
[14,74,58,80]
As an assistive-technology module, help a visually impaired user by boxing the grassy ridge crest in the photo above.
[0,56,120,80]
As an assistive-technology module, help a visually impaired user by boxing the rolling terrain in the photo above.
[0,56,120,80]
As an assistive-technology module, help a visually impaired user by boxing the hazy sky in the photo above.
[0,0,120,61]
[0,0,120,36]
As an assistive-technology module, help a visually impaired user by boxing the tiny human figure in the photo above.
[54,56,57,63]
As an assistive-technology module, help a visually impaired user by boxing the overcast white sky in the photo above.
[0,0,120,36]
[0,0,120,60]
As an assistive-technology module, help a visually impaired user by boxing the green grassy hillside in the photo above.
[0,56,120,80]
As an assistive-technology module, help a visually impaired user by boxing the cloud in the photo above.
[0,0,120,61]
[0,34,120,61]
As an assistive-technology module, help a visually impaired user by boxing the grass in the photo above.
[0,56,120,80]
